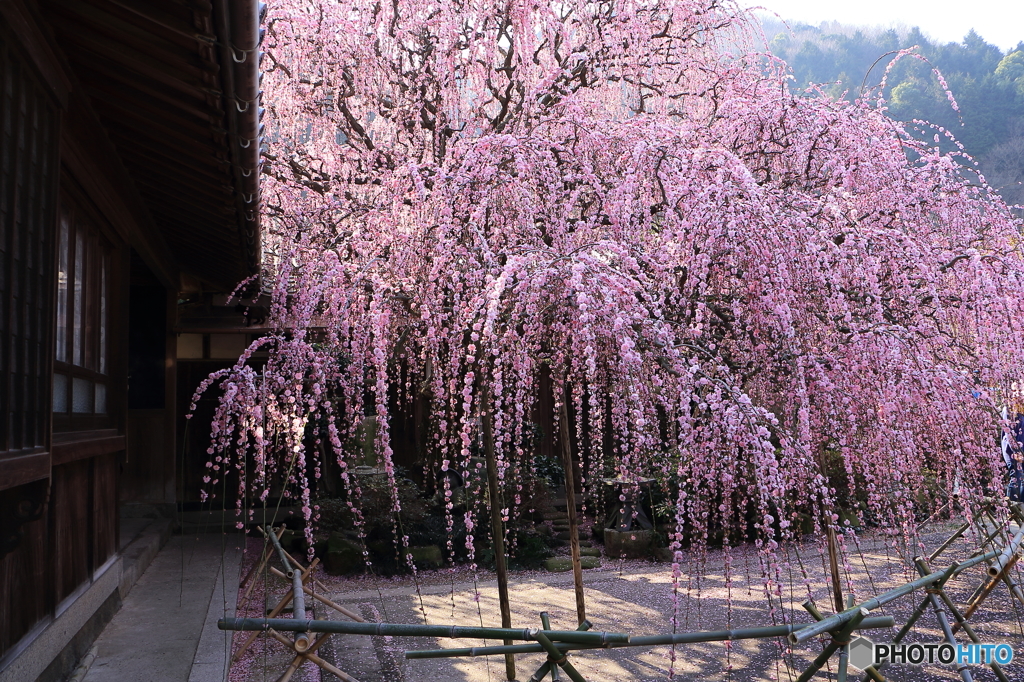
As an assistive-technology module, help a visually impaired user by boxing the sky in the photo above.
[742,0,1024,52]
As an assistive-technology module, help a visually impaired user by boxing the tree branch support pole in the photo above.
[928,521,970,563]
[559,391,586,626]
[482,385,517,682]
[239,525,286,612]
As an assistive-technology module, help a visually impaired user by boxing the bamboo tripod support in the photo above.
[229,525,365,682]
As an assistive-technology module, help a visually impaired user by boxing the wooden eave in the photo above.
[39,0,263,292]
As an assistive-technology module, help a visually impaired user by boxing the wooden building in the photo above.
[0,1,263,679]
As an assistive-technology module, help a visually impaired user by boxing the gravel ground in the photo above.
[229,519,1024,681]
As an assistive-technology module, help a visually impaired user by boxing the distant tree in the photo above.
[996,50,1024,96]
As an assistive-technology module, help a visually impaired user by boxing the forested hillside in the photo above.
[759,19,1024,207]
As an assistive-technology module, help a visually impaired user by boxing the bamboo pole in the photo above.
[232,559,318,661]
[526,619,592,682]
[267,566,363,621]
[558,393,586,625]
[988,526,1024,577]
[805,596,875,682]
[790,549,999,645]
[540,612,560,681]
[482,385,516,681]
[956,529,1024,632]
[929,596,973,682]
[929,522,970,563]
[999,572,1024,606]
[239,525,286,612]
[859,563,958,682]
[404,617,896,659]
[274,630,332,682]
[533,630,588,682]
[267,525,311,651]
[266,628,360,682]
[914,558,1010,682]
[795,608,869,682]
[267,524,296,578]
[220,618,630,645]
[278,547,365,622]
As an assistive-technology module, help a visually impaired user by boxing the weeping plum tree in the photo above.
[198,0,1024,597]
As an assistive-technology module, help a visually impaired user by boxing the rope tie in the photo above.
[547,653,568,665]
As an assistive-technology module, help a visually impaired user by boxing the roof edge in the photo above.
[213,0,264,290]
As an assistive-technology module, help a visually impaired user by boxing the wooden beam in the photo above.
[106,130,230,180]
[53,28,212,99]
[79,67,222,133]
[109,135,232,183]
[0,0,72,106]
[61,0,211,52]
[0,450,50,491]
[52,434,126,466]
[48,0,210,74]
[60,87,181,290]
[136,195,237,233]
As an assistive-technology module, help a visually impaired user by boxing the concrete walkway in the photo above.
[81,535,243,682]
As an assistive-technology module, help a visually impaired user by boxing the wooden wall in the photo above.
[0,513,46,655]
[0,2,164,661]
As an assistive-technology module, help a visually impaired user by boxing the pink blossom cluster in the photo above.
[196,0,1024,602]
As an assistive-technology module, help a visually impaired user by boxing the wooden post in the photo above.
[558,394,586,625]
[481,386,517,682]
[816,448,845,616]
[825,522,845,615]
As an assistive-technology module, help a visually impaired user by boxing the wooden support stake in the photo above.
[482,384,516,682]
[559,394,586,626]
[825,518,845,615]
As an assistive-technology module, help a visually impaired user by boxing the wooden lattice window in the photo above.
[52,199,113,430]
[0,29,58,454]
